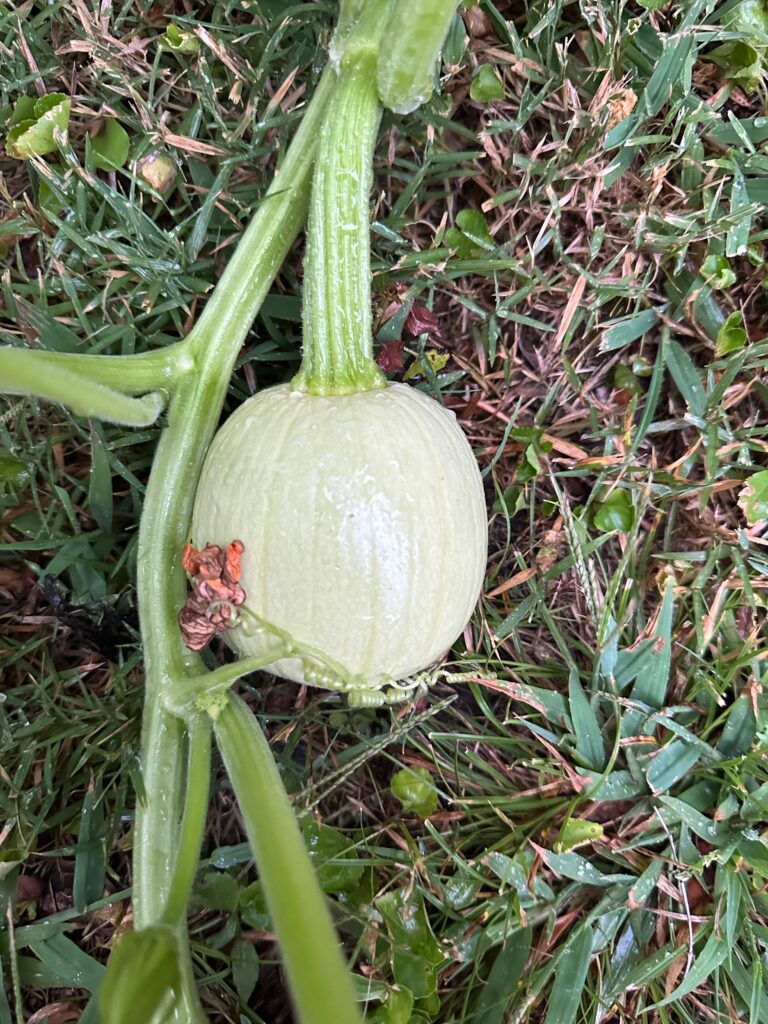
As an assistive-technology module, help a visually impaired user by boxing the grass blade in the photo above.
[543,924,593,1024]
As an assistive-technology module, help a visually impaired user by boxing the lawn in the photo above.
[1,1,768,1022]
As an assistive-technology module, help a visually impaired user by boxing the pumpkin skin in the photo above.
[191,382,487,687]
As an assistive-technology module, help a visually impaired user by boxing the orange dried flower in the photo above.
[179,540,246,651]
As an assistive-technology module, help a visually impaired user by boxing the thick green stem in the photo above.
[377,0,459,114]
[0,343,188,394]
[0,347,170,426]
[162,714,211,927]
[293,32,386,395]
[213,694,362,1024]
[132,69,336,1021]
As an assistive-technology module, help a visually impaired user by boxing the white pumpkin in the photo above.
[191,381,487,689]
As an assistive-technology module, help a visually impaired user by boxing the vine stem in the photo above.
[212,694,362,1024]
[131,68,336,1021]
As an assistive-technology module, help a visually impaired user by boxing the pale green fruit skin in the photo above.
[191,382,487,687]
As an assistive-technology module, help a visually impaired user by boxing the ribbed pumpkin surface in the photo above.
[192,382,487,686]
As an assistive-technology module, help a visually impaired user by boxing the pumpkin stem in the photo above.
[292,6,387,396]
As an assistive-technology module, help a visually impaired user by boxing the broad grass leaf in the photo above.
[628,859,663,908]
[27,934,105,993]
[543,924,593,1024]
[715,863,742,949]
[533,845,635,887]
[623,579,674,737]
[718,691,757,756]
[567,669,605,770]
[666,338,707,417]
[600,308,660,352]
[738,838,768,878]
[73,785,106,913]
[727,167,752,257]
[646,740,701,795]
[613,640,655,688]
[650,930,729,1008]
[88,426,113,533]
[657,796,731,846]
[473,926,531,1024]
[723,955,768,1023]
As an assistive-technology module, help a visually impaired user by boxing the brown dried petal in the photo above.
[405,302,441,340]
[376,339,405,373]
[178,600,218,652]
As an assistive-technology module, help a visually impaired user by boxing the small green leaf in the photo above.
[614,363,645,395]
[0,449,29,487]
[301,818,364,893]
[377,888,443,968]
[708,40,763,90]
[391,766,439,818]
[367,986,414,1024]
[554,818,604,853]
[231,940,259,1005]
[6,93,71,159]
[738,469,768,524]
[723,0,768,42]
[470,64,505,102]
[716,310,748,356]
[456,208,494,247]
[10,95,36,125]
[91,118,130,171]
[701,254,737,290]
[637,0,668,8]
[100,927,180,1024]
[444,208,494,257]
[593,489,634,533]
[190,870,239,913]
[239,881,271,930]
[162,23,201,54]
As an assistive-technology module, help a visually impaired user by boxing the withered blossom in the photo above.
[178,540,246,651]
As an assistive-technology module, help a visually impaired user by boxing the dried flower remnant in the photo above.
[179,540,246,651]
[375,339,405,373]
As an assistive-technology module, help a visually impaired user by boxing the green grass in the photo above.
[2,0,768,1022]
